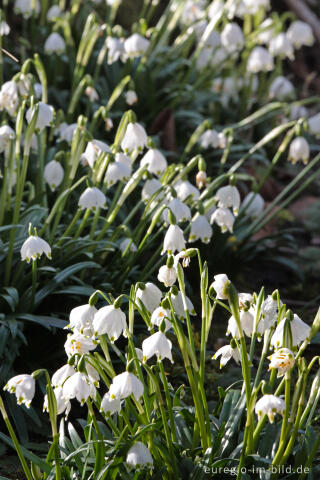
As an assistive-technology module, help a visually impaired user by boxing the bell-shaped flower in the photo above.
[212,344,240,368]
[256,295,278,335]
[268,348,295,377]
[93,305,127,342]
[124,33,150,58]
[196,171,207,189]
[221,23,244,52]
[141,178,163,202]
[269,33,294,60]
[126,442,153,470]
[289,104,308,121]
[52,364,76,388]
[106,36,124,64]
[0,21,10,36]
[100,392,121,416]
[78,187,106,210]
[44,386,71,417]
[119,237,137,253]
[257,18,274,45]
[21,235,51,263]
[243,0,270,14]
[85,86,99,102]
[109,371,144,401]
[64,333,96,357]
[199,129,220,149]
[121,122,148,153]
[227,310,254,338]
[255,394,285,423]
[288,137,309,165]
[142,331,173,363]
[150,306,172,331]
[26,102,54,132]
[44,160,64,191]
[163,198,191,224]
[189,215,212,243]
[269,76,294,100]
[308,112,320,136]
[136,282,162,313]
[0,125,15,153]
[105,159,131,188]
[240,192,264,219]
[216,185,241,215]
[82,140,111,168]
[62,372,95,406]
[247,46,274,73]
[211,273,230,299]
[0,81,19,116]
[14,0,40,18]
[47,5,62,21]
[44,33,66,55]
[68,304,97,336]
[271,314,311,348]
[210,207,235,233]
[158,265,177,287]
[287,21,314,48]
[125,90,138,105]
[163,224,186,253]
[56,123,77,143]
[171,291,196,319]
[141,149,167,177]
[175,180,200,202]
[4,374,35,408]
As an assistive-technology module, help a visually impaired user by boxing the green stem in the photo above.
[159,361,177,443]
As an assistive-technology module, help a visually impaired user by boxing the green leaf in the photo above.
[0,433,51,474]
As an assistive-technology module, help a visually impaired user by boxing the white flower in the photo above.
[85,86,99,102]
[289,104,308,121]
[124,33,150,58]
[210,207,235,233]
[26,102,54,132]
[136,282,162,313]
[21,235,51,262]
[268,348,295,377]
[14,0,40,18]
[175,180,200,201]
[125,90,138,105]
[288,137,309,165]
[150,307,172,331]
[85,362,100,386]
[44,386,71,417]
[47,5,62,21]
[109,372,144,401]
[271,314,311,348]
[0,81,19,116]
[211,274,230,299]
[82,140,111,168]
[247,47,274,73]
[0,125,15,153]
[189,215,212,243]
[308,112,320,136]
[221,23,244,52]
[93,305,127,342]
[287,21,314,48]
[44,160,64,191]
[216,185,241,215]
[196,170,207,189]
[269,76,294,100]
[227,310,254,338]
[257,18,274,45]
[240,192,264,218]
[0,21,10,36]
[100,392,121,416]
[142,331,173,362]
[269,33,294,60]
[242,0,270,14]
[52,364,76,388]
[64,333,96,357]
[57,123,78,143]
[4,374,35,408]
[106,36,124,64]
[171,291,196,319]
[141,149,167,176]
[158,265,177,287]
[63,372,95,406]
[163,224,186,253]
[78,187,106,210]
[68,304,97,336]
[255,395,285,423]
[121,122,148,153]
[256,295,278,336]
[119,238,137,253]
[17,74,31,96]
[212,345,240,368]
[163,198,191,224]
[141,178,163,202]
[44,33,66,55]
[126,442,153,470]
[105,159,131,187]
